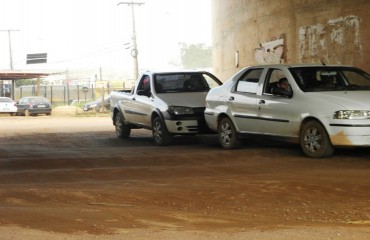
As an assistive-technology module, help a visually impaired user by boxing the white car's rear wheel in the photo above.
[115,112,131,139]
[300,120,334,158]
[218,117,241,149]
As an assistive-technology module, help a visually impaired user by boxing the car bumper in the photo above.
[164,119,212,134]
[327,121,370,146]
[0,108,17,113]
[160,106,212,134]
[163,113,212,134]
[204,111,218,132]
[26,108,52,114]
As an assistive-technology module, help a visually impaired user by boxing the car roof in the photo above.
[0,97,13,101]
[21,96,48,99]
[245,63,351,68]
[143,69,214,75]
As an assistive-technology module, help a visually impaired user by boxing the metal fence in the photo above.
[14,84,123,105]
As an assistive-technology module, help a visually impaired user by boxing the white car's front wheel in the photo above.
[300,120,334,158]
[218,117,241,149]
[152,117,173,146]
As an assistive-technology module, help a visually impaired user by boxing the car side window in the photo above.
[264,69,293,98]
[137,75,151,96]
[235,69,263,94]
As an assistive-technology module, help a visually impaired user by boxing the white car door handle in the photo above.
[259,100,265,104]
[229,96,235,101]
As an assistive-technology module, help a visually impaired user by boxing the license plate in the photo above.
[38,105,46,108]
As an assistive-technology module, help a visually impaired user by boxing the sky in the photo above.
[0,0,212,77]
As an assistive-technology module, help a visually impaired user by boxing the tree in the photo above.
[179,43,212,69]
[15,79,38,87]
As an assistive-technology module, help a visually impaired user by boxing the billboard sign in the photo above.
[26,53,47,64]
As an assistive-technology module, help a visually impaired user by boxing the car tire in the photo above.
[300,120,334,158]
[218,117,241,149]
[115,112,131,139]
[152,116,173,146]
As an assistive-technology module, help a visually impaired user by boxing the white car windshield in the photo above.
[289,66,370,92]
[154,73,221,93]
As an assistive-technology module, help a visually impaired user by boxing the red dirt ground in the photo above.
[0,116,369,239]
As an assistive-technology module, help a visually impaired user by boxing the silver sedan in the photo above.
[204,64,370,158]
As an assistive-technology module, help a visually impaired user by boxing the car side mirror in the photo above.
[137,89,145,96]
[137,89,151,97]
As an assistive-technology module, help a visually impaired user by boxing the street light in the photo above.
[117,1,145,81]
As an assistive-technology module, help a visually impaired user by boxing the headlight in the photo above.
[333,110,370,119]
[168,106,194,115]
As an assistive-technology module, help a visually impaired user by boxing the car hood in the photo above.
[156,92,208,108]
[307,91,370,109]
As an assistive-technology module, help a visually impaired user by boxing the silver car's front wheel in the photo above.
[300,120,334,158]
[218,117,241,149]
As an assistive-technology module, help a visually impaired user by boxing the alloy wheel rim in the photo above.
[220,122,232,145]
[153,121,162,142]
[115,116,122,135]
[304,127,322,152]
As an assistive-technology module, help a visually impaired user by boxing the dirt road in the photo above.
[0,116,369,239]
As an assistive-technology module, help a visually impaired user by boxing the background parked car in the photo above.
[83,96,110,112]
[0,97,17,116]
[16,96,52,116]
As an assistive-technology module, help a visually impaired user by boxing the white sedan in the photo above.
[204,64,370,158]
[0,97,17,116]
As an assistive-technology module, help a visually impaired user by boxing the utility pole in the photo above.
[117,1,144,81]
[0,29,19,70]
[0,29,19,97]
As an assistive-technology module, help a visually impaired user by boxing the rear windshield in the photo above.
[30,98,49,103]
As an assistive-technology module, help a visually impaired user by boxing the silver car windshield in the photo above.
[289,67,370,92]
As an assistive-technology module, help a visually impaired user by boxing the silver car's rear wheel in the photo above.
[218,117,241,149]
[300,120,334,158]
[115,112,131,139]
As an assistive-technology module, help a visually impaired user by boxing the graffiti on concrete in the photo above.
[299,15,363,65]
[255,37,285,64]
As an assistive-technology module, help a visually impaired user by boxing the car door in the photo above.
[227,68,264,134]
[257,68,294,137]
[130,75,153,126]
